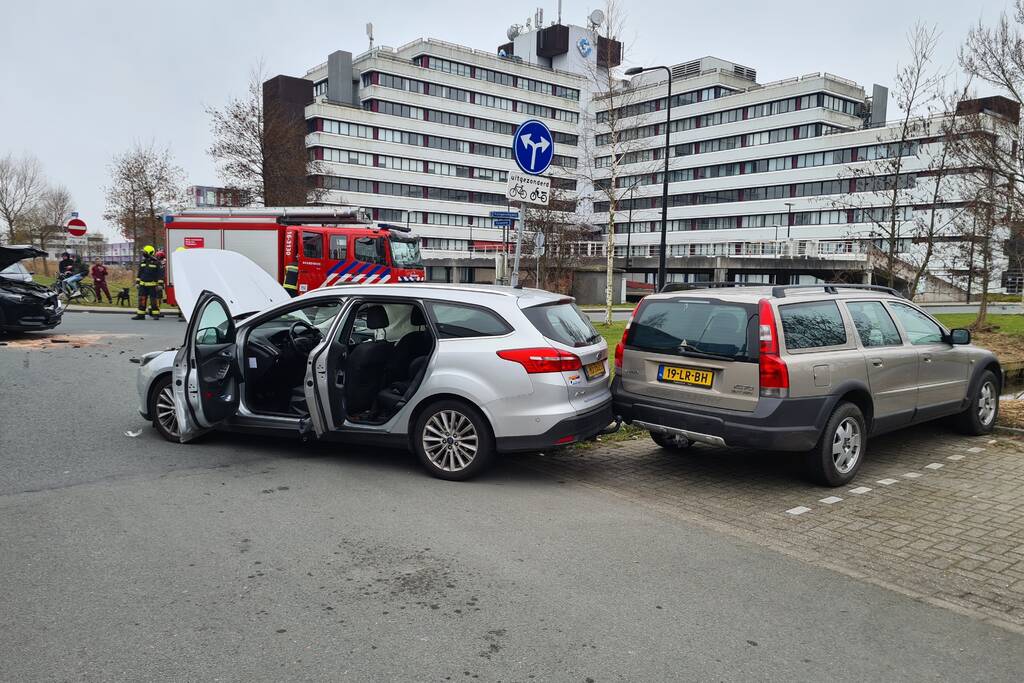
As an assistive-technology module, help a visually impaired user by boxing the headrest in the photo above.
[365,305,389,330]
[410,307,426,326]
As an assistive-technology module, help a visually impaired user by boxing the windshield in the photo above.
[523,302,602,348]
[627,299,756,361]
[390,238,422,268]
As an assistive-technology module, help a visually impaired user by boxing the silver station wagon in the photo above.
[612,284,1001,486]
[136,249,613,480]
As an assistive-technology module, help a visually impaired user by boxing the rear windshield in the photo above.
[627,299,756,361]
[523,302,602,348]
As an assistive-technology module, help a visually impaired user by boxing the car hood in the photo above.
[0,246,47,272]
[172,248,288,321]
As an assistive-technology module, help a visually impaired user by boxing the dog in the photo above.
[116,287,131,307]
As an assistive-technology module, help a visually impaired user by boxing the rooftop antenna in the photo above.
[366,22,374,50]
[557,0,562,24]
[588,8,605,30]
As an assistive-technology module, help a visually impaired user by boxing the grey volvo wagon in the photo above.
[612,283,1000,486]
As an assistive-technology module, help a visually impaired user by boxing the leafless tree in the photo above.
[575,0,657,323]
[835,23,945,290]
[0,152,46,244]
[24,185,75,274]
[104,141,185,259]
[207,62,324,206]
[518,189,593,293]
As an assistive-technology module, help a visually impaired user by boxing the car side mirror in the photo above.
[949,328,971,345]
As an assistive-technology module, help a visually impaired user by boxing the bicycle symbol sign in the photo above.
[512,119,555,175]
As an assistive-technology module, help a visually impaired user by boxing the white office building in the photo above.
[268,16,1012,292]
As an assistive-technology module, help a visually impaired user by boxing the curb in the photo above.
[66,305,180,315]
[993,424,1024,436]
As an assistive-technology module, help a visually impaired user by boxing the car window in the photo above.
[846,301,903,347]
[523,302,601,348]
[354,237,386,265]
[427,302,511,339]
[329,235,347,260]
[302,231,322,259]
[195,299,232,345]
[628,299,755,360]
[779,300,847,350]
[889,302,943,345]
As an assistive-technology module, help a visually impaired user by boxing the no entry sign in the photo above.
[66,217,87,237]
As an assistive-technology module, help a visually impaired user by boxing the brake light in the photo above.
[615,302,642,371]
[758,299,788,397]
[497,348,582,373]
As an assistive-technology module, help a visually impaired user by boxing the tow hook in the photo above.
[597,417,622,437]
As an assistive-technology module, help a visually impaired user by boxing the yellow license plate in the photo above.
[584,360,605,380]
[658,365,714,388]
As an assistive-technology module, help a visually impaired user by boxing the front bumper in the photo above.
[496,399,615,453]
[612,377,832,451]
[0,299,63,331]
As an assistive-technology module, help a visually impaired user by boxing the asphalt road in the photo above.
[2,312,1023,681]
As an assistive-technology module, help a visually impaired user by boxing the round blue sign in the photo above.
[512,119,555,175]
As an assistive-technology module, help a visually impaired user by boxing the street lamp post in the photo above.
[784,201,794,240]
[625,65,672,292]
[625,180,639,271]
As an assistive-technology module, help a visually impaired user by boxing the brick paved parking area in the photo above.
[517,425,1024,633]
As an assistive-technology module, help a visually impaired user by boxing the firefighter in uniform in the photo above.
[283,260,300,297]
[132,245,164,320]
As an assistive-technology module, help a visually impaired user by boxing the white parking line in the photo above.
[925,463,944,470]
[903,472,923,479]
[876,478,899,485]
[947,454,965,461]
[819,496,843,504]
[786,506,811,516]
[848,486,872,495]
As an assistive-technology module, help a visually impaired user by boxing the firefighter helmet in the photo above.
[142,245,156,254]
[155,250,166,259]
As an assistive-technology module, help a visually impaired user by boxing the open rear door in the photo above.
[172,291,241,442]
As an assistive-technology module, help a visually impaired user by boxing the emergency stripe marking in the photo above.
[316,262,406,287]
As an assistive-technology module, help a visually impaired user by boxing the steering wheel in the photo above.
[288,320,323,354]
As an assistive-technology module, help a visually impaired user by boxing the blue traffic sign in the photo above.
[493,219,512,227]
[489,210,520,219]
[512,119,554,175]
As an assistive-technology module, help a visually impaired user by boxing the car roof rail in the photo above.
[659,281,768,293]
[770,283,905,299]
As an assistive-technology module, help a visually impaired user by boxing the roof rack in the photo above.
[770,283,904,299]
[659,282,768,293]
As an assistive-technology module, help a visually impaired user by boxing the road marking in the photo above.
[876,478,899,485]
[786,506,811,516]
[819,496,843,504]
[967,446,985,453]
[848,486,872,495]
[947,454,965,461]
[903,472,923,479]
[925,463,944,470]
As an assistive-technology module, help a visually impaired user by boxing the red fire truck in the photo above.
[162,207,425,306]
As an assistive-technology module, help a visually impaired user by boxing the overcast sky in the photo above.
[0,0,1015,239]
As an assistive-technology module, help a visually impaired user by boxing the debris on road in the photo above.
[123,429,143,438]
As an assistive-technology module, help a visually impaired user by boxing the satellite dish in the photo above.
[506,24,521,41]
[589,9,605,26]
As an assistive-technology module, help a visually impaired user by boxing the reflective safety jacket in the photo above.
[136,255,164,287]
[283,262,299,295]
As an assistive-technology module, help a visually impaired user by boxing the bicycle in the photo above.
[53,274,95,304]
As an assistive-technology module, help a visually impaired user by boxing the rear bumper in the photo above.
[612,378,830,451]
[496,399,614,453]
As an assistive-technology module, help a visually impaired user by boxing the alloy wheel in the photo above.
[422,409,478,472]
[156,384,179,439]
[978,380,997,426]
[831,417,861,474]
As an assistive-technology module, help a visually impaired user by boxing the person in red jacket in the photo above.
[90,258,112,303]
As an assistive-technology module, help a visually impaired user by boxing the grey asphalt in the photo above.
[2,312,1022,681]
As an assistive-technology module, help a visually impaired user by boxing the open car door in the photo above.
[302,300,357,438]
[172,291,241,442]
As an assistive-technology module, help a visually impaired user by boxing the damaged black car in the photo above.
[0,246,64,333]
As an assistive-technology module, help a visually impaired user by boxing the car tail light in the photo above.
[497,348,582,373]
[614,302,642,371]
[758,299,788,397]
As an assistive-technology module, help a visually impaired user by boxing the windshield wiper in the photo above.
[676,341,738,362]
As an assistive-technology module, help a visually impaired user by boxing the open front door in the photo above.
[172,291,241,442]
